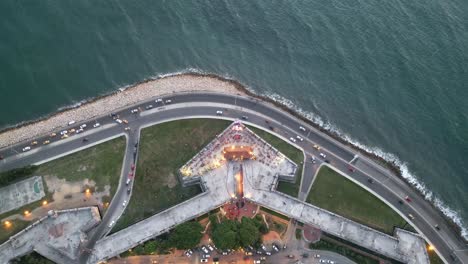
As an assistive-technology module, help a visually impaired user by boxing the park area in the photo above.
[112,119,231,232]
[248,127,304,198]
[307,166,409,234]
[0,137,125,244]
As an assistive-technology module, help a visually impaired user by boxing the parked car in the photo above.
[68,120,76,125]
[115,119,123,124]
[241,115,248,120]
[319,152,326,158]
[122,200,127,207]
[93,123,100,128]
[296,135,304,141]
[201,246,209,254]
[146,104,153,110]
[165,99,172,104]
[299,126,306,132]
[31,141,38,146]
[43,140,50,145]
[289,137,296,143]
[22,146,31,152]
[313,144,321,150]
[131,109,139,114]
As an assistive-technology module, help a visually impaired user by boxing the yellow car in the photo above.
[69,128,76,133]
[313,144,321,150]
[122,119,129,124]
[43,140,50,145]
[31,141,38,146]
[50,133,57,137]
[61,134,69,139]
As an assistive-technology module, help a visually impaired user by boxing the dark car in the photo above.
[324,159,330,163]
[0,155,4,160]
[241,116,248,120]
[398,200,404,205]
[367,178,374,183]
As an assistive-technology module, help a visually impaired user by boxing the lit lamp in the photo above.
[42,200,48,206]
[428,245,435,251]
[4,221,11,228]
[24,210,30,216]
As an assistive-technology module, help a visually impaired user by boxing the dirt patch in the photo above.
[165,173,178,188]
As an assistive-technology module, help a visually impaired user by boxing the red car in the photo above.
[348,165,355,172]
[131,164,135,170]
[405,196,412,202]
[128,172,134,178]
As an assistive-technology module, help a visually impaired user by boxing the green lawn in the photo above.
[247,127,304,197]
[112,119,231,232]
[36,136,126,196]
[0,137,125,244]
[307,166,408,234]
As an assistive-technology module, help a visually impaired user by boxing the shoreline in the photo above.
[0,71,465,242]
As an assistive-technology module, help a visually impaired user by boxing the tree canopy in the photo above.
[168,221,203,249]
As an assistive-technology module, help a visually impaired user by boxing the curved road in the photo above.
[0,92,467,264]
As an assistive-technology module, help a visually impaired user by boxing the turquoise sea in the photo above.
[0,1,467,237]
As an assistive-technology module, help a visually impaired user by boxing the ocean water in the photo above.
[0,1,467,237]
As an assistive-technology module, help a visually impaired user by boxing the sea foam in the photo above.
[264,91,468,240]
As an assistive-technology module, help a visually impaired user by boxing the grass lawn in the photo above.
[36,136,126,196]
[0,137,125,244]
[307,166,409,234]
[112,119,231,232]
[247,127,304,197]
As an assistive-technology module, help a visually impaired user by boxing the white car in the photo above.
[165,99,172,103]
[319,152,326,158]
[296,135,304,141]
[207,244,214,251]
[289,137,296,143]
[311,156,316,163]
[155,98,163,103]
[115,119,123,124]
[80,124,87,129]
[265,251,271,256]
[200,259,208,263]
[146,104,153,109]
[108,220,115,228]
[131,109,139,114]
[68,120,76,125]
[60,130,68,135]
[216,110,223,115]
[299,126,306,132]
[201,246,209,254]
[93,123,100,128]
[22,146,31,152]
[122,200,127,207]
[76,129,83,134]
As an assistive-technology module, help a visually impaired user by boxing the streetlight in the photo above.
[24,210,30,216]
[42,200,48,206]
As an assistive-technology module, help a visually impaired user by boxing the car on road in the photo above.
[0,155,3,160]
[43,140,50,145]
[50,132,57,137]
[253,260,261,264]
[405,196,412,202]
[367,178,374,183]
[311,156,316,163]
[216,110,223,115]
[127,187,131,194]
[165,99,172,104]
[398,200,404,205]
[348,165,356,172]
[115,119,123,124]
[80,124,87,129]
[131,108,139,114]
[69,128,76,133]
[108,220,115,227]
[313,144,321,150]
[296,135,304,141]
[241,115,248,120]
[299,126,306,132]
[434,224,440,230]
[68,120,76,125]
[126,178,131,185]
[319,152,326,158]
[82,138,89,142]
[324,159,330,163]
[93,123,100,128]
[76,128,84,134]
[61,134,69,139]
[122,119,129,124]
[289,137,297,143]
[122,200,127,207]
[31,141,38,146]
[408,214,415,220]
[22,146,31,152]
[60,130,68,135]
[265,251,271,256]
[124,127,131,131]
[146,104,153,110]
[155,98,163,103]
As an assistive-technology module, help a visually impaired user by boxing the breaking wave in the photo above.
[264,91,468,240]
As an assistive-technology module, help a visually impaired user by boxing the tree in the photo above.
[169,221,203,249]
[144,240,157,254]
[239,217,260,247]
[212,220,239,250]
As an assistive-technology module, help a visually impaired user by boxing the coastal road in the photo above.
[1,93,467,264]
